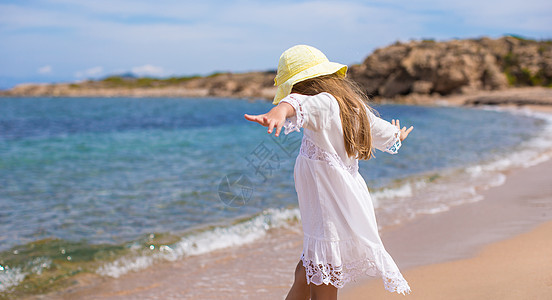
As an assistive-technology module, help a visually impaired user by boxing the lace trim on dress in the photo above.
[383,129,402,154]
[301,252,411,295]
[281,94,304,135]
[299,137,359,174]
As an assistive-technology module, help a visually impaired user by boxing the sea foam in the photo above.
[373,106,552,228]
[0,266,25,292]
[0,257,51,292]
[96,207,301,278]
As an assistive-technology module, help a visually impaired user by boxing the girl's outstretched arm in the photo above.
[244,102,295,137]
[391,119,414,141]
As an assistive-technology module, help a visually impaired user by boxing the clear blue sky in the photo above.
[1,0,551,89]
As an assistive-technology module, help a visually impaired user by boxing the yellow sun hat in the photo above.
[272,45,348,105]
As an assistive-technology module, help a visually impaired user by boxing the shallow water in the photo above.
[0,97,548,296]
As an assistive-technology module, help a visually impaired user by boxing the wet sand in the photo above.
[341,153,552,299]
[341,221,552,300]
[340,222,552,300]
[32,226,304,299]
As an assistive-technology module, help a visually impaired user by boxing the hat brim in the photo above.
[272,62,347,105]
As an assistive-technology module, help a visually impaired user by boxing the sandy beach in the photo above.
[342,158,552,299]
[342,221,552,300]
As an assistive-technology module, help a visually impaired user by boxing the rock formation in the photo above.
[348,36,552,98]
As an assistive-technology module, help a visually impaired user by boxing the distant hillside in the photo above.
[0,71,277,99]
[1,36,550,99]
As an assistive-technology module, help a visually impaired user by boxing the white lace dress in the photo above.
[280,92,411,294]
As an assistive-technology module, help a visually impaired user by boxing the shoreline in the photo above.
[26,105,552,299]
[38,148,552,300]
[0,97,552,299]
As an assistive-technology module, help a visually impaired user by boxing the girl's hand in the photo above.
[244,102,295,137]
[391,119,413,141]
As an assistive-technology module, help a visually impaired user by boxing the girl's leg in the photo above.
[285,260,310,300]
[309,283,338,300]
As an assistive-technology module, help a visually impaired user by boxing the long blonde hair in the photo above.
[291,74,374,160]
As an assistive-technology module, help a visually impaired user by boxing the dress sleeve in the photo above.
[280,93,334,134]
[367,109,402,154]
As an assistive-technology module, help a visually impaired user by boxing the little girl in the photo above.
[245,45,413,299]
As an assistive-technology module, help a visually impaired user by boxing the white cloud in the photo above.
[75,66,104,78]
[37,65,52,74]
[130,64,167,77]
[1,0,551,83]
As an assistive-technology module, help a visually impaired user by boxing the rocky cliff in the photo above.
[348,36,552,98]
[1,36,550,100]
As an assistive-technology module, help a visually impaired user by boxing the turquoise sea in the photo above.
[0,97,550,297]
